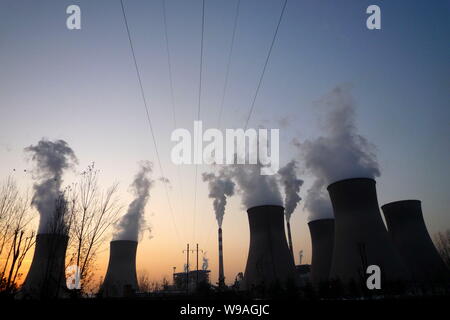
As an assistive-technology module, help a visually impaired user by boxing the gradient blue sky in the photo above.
[1,0,449,283]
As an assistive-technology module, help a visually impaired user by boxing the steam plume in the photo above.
[202,170,235,228]
[304,179,333,221]
[300,85,380,220]
[278,160,303,221]
[25,139,77,234]
[202,253,209,270]
[113,161,153,241]
[228,163,283,209]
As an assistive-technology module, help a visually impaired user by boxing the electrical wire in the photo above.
[120,0,182,244]
[243,0,288,130]
[192,0,206,244]
[217,0,241,129]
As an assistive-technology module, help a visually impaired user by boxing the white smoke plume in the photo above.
[300,85,380,221]
[202,170,235,228]
[227,163,283,209]
[278,160,303,222]
[113,161,153,241]
[303,178,333,221]
[202,253,209,271]
[25,138,77,234]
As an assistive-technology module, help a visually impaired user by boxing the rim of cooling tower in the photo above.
[247,204,285,213]
[327,177,375,191]
[308,218,335,224]
[110,239,138,244]
[381,199,421,211]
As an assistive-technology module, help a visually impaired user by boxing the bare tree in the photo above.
[138,270,151,292]
[434,229,450,269]
[0,176,20,259]
[67,163,121,294]
[0,177,36,293]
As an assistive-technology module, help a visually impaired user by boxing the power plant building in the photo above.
[173,270,211,291]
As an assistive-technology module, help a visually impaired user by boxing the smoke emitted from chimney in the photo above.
[228,163,283,209]
[299,85,380,221]
[278,160,303,222]
[202,253,209,271]
[24,138,77,234]
[113,161,153,241]
[202,170,235,228]
[304,179,334,221]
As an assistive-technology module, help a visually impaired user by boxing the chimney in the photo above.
[382,200,450,285]
[101,240,139,297]
[242,205,297,291]
[218,227,225,288]
[308,218,334,288]
[327,178,409,287]
[21,234,69,299]
[286,220,294,261]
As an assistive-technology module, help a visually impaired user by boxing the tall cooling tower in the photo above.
[382,200,449,285]
[218,227,225,288]
[308,219,335,287]
[101,240,138,297]
[242,205,297,291]
[21,233,68,299]
[327,178,408,287]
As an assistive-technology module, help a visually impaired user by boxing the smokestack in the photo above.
[218,227,225,288]
[278,160,303,260]
[202,170,234,289]
[242,205,297,291]
[382,200,450,285]
[327,178,408,287]
[286,221,294,259]
[308,219,334,288]
[101,240,139,297]
[21,234,69,299]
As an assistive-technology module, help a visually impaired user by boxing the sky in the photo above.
[0,0,449,286]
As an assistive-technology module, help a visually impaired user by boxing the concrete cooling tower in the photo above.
[327,178,408,287]
[242,205,297,291]
[101,240,139,298]
[21,234,69,299]
[308,219,335,288]
[382,200,449,285]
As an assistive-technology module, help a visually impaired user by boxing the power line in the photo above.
[203,0,288,246]
[204,0,241,246]
[192,0,206,244]
[162,0,187,242]
[217,0,241,128]
[244,0,288,130]
[162,0,177,127]
[197,0,205,121]
[119,0,182,244]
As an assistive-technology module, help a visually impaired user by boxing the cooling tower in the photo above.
[308,218,335,287]
[242,205,297,291]
[21,233,69,299]
[382,200,449,285]
[218,227,225,288]
[328,178,408,287]
[101,240,138,298]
